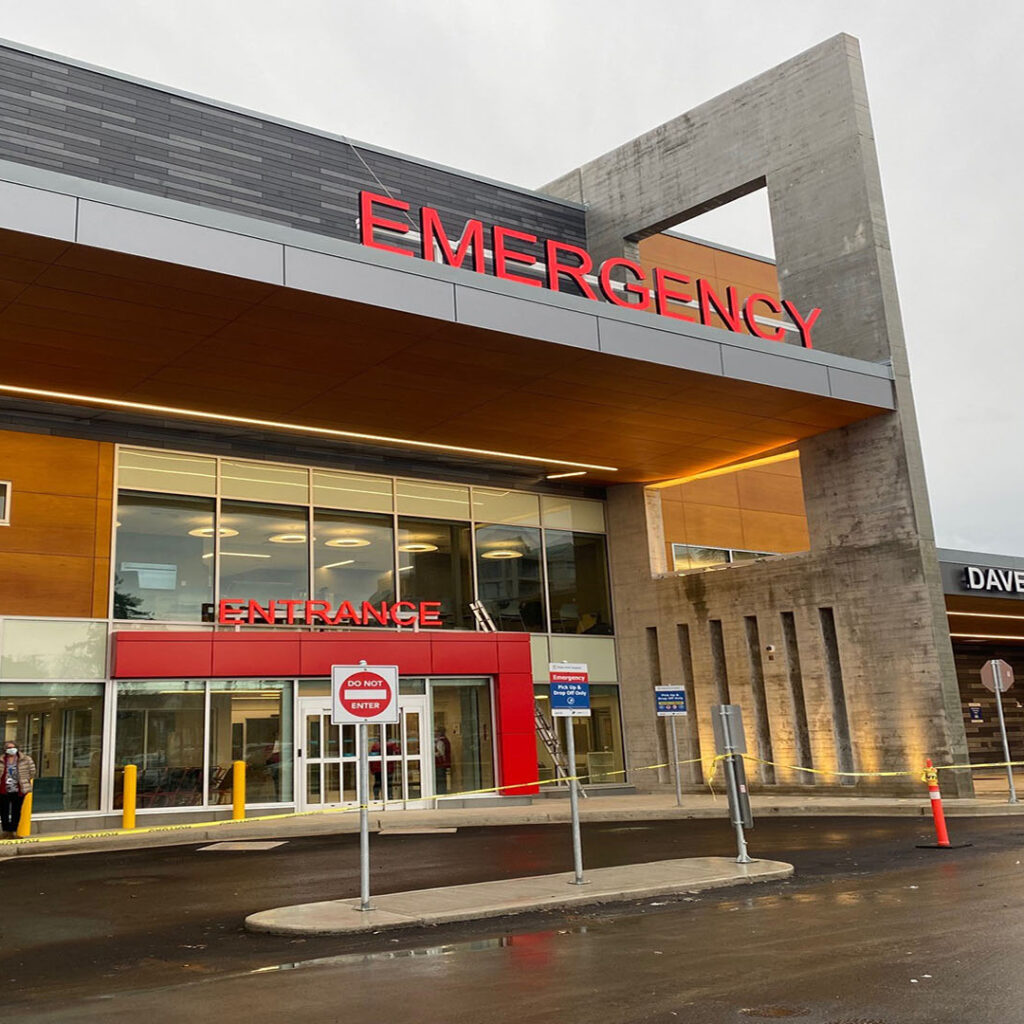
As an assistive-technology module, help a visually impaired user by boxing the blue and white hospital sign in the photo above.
[549,662,590,718]
[654,685,688,717]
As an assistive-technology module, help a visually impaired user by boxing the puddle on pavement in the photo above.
[249,925,590,976]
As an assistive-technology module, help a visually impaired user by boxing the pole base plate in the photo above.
[915,843,972,849]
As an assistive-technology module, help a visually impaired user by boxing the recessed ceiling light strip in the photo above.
[0,383,617,473]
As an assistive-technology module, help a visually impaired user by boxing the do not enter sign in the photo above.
[331,664,400,724]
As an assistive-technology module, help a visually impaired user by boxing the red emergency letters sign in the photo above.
[218,599,442,628]
[359,191,822,348]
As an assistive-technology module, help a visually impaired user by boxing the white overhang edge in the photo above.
[0,160,895,411]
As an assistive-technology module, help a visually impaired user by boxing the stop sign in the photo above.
[981,659,1015,694]
[331,665,399,724]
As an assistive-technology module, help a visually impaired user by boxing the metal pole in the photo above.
[358,721,374,910]
[994,683,1018,804]
[719,705,752,864]
[565,717,586,885]
[669,716,683,807]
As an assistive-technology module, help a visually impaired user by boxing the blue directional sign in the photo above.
[549,662,590,718]
[654,686,688,717]
[969,703,983,723]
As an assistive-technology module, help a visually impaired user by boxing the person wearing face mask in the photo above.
[1,740,36,839]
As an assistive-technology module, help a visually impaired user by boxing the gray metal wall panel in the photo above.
[0,44,586,253]
[598,318,723,376]
[455,286,600,351]
[0,177,75,239]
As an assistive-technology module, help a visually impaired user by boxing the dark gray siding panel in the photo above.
[0,45,586,249]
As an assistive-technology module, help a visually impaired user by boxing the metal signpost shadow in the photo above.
[550,661,590,886]
[331,660,400,912]
[654,685,688,806]
[711,704,754,864]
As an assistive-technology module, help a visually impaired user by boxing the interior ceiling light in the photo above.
[189,526,238,538]
[948,610,1024,622]
[399,542,438,553]
[0,383,617,473]
[481,549,524,559]
[320,559,355,569]
[546,471,587,480]
[325,537,371,548]
[202,552,270,559]
[268,533,307,544]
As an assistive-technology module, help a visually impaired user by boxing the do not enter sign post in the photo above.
[331,663,400,911]
[980,659,1017,805]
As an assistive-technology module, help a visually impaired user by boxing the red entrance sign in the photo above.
[218,599,442,628]
[359,191,822,349]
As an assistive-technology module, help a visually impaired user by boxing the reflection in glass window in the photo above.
[0,481,9,523]
[431,679,493,794]
[475,524,545,632]
[0,683,104,811]
[397,518,472,629]
[545,531,613,635]
[114,492,214,621]
[209,681,292,804]
[219,501,309,611]
[313,510,395,612]
[535,683,624,785]
[114,681,205,808]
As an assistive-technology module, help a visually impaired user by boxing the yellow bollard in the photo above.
[15,791,32,838]
[122,764,137,830]
[232,760,246,821]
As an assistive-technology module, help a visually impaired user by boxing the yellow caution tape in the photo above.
[1,752,1020,847]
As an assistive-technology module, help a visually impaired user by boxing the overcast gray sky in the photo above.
[4,1,1022,556]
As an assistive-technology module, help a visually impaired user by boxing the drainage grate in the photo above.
[739,1010,811,1019]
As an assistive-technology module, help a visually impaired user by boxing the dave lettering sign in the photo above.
[963,565,1024,596]
[219,599,442,627]
[360,191,822,348]
[331,664,399,724]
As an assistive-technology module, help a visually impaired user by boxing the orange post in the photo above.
[924,759,951,847]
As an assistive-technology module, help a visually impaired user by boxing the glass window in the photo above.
[471,488,540,526]
[0,480,9,524]
[219,501,309,613]
[396,479,471,519]
[115,491,215,621]
[431,679,493,795]
[0,619,108,680]
[313,470,393,513]
[209,681,292,805]
[672,544,731,571]
[540,495,606,533]
[545,530,613,635]
[118,449,216,496]
[475,524,545,632]
[313,510,395,612]
[0,683,104,811]
[114,681,205,808]
[534,683,624,785]
[397,518,472,629]
[221,460,309,504]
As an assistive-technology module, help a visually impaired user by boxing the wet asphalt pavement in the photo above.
[4,815,1024,1023]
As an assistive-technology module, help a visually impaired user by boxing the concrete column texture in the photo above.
[544,34,971,795]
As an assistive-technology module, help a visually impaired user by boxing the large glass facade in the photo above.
[313,509,395,610]
[398,518,473,629]
[112,451,615,638]
[114,681,205,807]
[534,683,625,785]
[219,501,309,611]
[431,678,494,795]
[209,681,292,804]
[545,530,613,634]
[0,683,104,811]
[113,680,292,808]
[114,492,214,621]
[475,524,545,632]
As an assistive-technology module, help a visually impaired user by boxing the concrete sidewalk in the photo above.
[0,789,1016,860]
[245,855,794,935]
